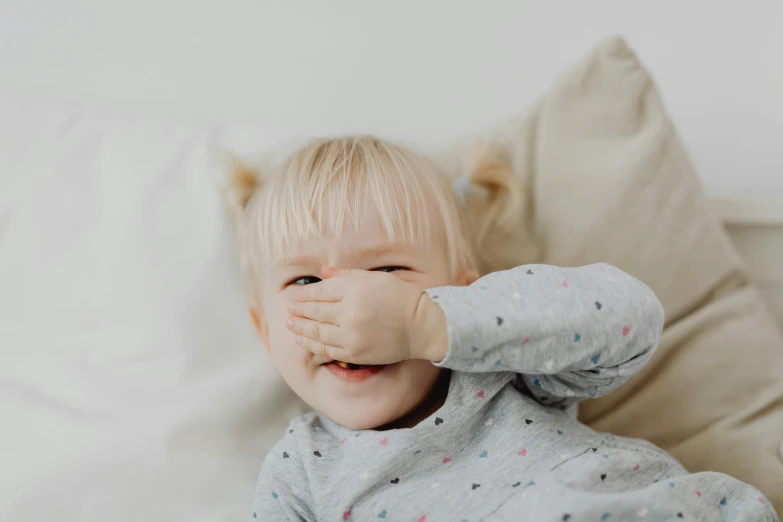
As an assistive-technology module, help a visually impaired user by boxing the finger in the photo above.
[287,315,342,346]
[294,279,342,302]
[288,300,340,324]
[295,334,341,360]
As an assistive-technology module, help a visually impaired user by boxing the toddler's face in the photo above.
[252,209,464,430]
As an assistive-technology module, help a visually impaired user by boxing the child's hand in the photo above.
[286,266,447,364]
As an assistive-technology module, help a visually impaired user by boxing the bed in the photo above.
[1,27,782,522]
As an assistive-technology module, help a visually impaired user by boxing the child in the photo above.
[227,136,777,521]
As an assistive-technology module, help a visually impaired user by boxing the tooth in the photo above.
[335,361,350,369]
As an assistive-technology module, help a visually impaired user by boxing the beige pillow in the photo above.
[444,36,783,512]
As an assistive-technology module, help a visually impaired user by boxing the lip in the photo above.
[324,362,388,382]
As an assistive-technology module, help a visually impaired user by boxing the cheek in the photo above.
[406,269,453,292]
[408,359,442,380]
[264,295,314,375]
[408,254,456,289]
[400,360,443,398]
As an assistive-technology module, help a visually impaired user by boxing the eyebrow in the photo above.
[280,243,417,267]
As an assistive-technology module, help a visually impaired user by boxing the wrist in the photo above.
[410,292,448,363]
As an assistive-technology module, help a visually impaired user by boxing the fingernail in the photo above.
[295,336,303,346]
[288,303,296,314]
[286,316,294,329]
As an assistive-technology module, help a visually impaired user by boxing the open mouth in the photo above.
[324,360,388,382]
[331,361,374,371]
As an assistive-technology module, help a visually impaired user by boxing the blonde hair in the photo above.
[225,136,540,302]
[225,136,480,302]
[456,142,540,276]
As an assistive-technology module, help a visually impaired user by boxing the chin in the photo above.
[322,400,403,430]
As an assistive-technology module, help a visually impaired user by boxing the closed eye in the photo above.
[371,266,408,273]
[289,276,322,286]
[287,266,408,286]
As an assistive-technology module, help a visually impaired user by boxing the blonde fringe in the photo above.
[223,136,538,302]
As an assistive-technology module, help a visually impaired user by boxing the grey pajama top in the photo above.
[251,264,778,522]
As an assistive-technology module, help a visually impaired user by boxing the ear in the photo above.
[249,306,271,353]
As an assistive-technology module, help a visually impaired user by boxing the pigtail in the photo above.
[217,152,265,303]
[221,153,262,222]
[460,142,540,275]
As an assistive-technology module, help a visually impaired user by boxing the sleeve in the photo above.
[250,432,316,522]
[424,263,664,405]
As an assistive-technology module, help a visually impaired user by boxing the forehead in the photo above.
[244,138,464,284]
[275,203,436,266]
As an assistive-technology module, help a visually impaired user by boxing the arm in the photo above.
[250,433,316,522]
[419,263,664,403]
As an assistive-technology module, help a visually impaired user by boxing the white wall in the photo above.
[1,0,781,193]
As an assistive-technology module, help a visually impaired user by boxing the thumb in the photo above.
[321,265,370,279]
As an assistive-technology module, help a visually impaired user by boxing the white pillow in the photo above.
[0,94,306,521]
[5,37,781,520]
[441,37,783,511]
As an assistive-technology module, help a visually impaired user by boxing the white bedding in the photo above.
[0,94,307,521]
[3,13,783,515]
[5,92,781,522]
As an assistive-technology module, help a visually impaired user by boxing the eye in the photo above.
[289,276,322,286]
[372,266,408,273]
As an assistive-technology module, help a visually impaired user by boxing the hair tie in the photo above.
[452,176,472,203]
